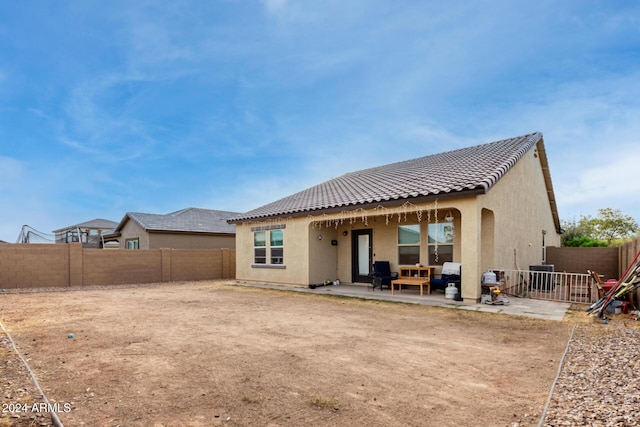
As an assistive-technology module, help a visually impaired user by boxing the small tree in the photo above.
[590,208,639,244]
[561,216,598,247]
[561,208,639,246]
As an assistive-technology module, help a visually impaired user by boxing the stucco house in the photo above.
[53,218,119,248]
[106,207,240,250]
[228,132,562,302]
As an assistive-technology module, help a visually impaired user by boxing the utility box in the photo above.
[529,264,555,292]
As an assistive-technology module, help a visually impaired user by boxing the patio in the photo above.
[229,281,570,321]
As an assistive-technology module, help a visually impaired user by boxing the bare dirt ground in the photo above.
[0,281,574,427]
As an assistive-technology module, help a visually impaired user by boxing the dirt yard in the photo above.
[0,281,573,427]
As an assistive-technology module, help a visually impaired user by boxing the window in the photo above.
[398,224,420,265]
[428,223,453,264]
[126,238,139,250]
[254,231,266,264]
[251,225,286,267]
[270,230,284,264]
[253,229,284,266]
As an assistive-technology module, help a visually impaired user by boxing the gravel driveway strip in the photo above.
[541,325,640,426]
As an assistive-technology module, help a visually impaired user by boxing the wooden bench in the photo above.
[391,278,431,296]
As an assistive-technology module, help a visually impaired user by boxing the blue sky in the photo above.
[1,1,640,242]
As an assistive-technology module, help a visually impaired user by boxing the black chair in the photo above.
[370,261,398,291]
[430,262,462,293]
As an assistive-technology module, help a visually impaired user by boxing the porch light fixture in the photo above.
[342,230,348,236]
[445,210,454,223]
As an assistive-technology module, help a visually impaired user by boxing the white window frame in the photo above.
[398,224,421,265]
[126,238,139,250]
[269,229,284,265]
[253,231,267,264]
[252,225,286,268]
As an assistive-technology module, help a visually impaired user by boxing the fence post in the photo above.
[221,248,229,279]
[68,243,83,287]
[161,248,172,282]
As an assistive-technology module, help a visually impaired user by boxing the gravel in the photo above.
[542,324,640,426]
[0,331,54,427]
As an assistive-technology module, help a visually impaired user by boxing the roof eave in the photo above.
[147,229,235,236]
[227,187,487,224]
[536,138,562,234]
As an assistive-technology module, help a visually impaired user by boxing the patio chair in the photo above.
[430,262,461,293]
[370,261,398,291]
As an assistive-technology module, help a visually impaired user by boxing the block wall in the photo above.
[619,238,640,276]
[171,249,226,281]
[0,244,69,289]
[0,243,235,289]
[546,246,619,280]
[83,249,163,286]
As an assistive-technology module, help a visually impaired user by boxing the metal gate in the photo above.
[497,269,595,304]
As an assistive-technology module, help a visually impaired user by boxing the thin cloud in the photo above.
[0,156,24,190]
[58,72,160,161]
[558,148,640,209]
[262,0,288,15]
[2,1,640,241]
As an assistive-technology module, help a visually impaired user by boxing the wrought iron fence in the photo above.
[496,269,595,304]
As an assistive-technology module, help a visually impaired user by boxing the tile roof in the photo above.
[229,132,544,222]
[53,218,119,233]
[121,207,239,234]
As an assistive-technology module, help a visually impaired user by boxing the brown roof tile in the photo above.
[229,132,543,222]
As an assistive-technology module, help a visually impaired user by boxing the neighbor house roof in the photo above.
[113,207,240,235]
[229,132,559,231]
[53,218,119,233]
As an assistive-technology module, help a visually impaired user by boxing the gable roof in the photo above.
[115,207,240,235]
[229,132,559,231]
[53,218,119,233]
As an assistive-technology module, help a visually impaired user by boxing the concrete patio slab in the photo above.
[228,281,571,321]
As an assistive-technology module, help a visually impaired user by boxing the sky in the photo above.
[1,0,640,242]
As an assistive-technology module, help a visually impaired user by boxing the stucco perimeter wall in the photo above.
[478,142,560,273]
[0,243,235,289]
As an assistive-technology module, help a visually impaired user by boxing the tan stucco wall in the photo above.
[235,220,312,285]
[119,220,150,249]
[476,142,561,271]
[149,233,235,250]
[236,203,467,287]
[235,143,561,301]
[117,218,235,250]
[309,228,339,283]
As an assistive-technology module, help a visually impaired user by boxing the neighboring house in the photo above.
[53,219,119,248]
[228,132,562,302]
[106,207,239,250]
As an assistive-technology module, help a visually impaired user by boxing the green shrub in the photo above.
[563,236,608,247]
